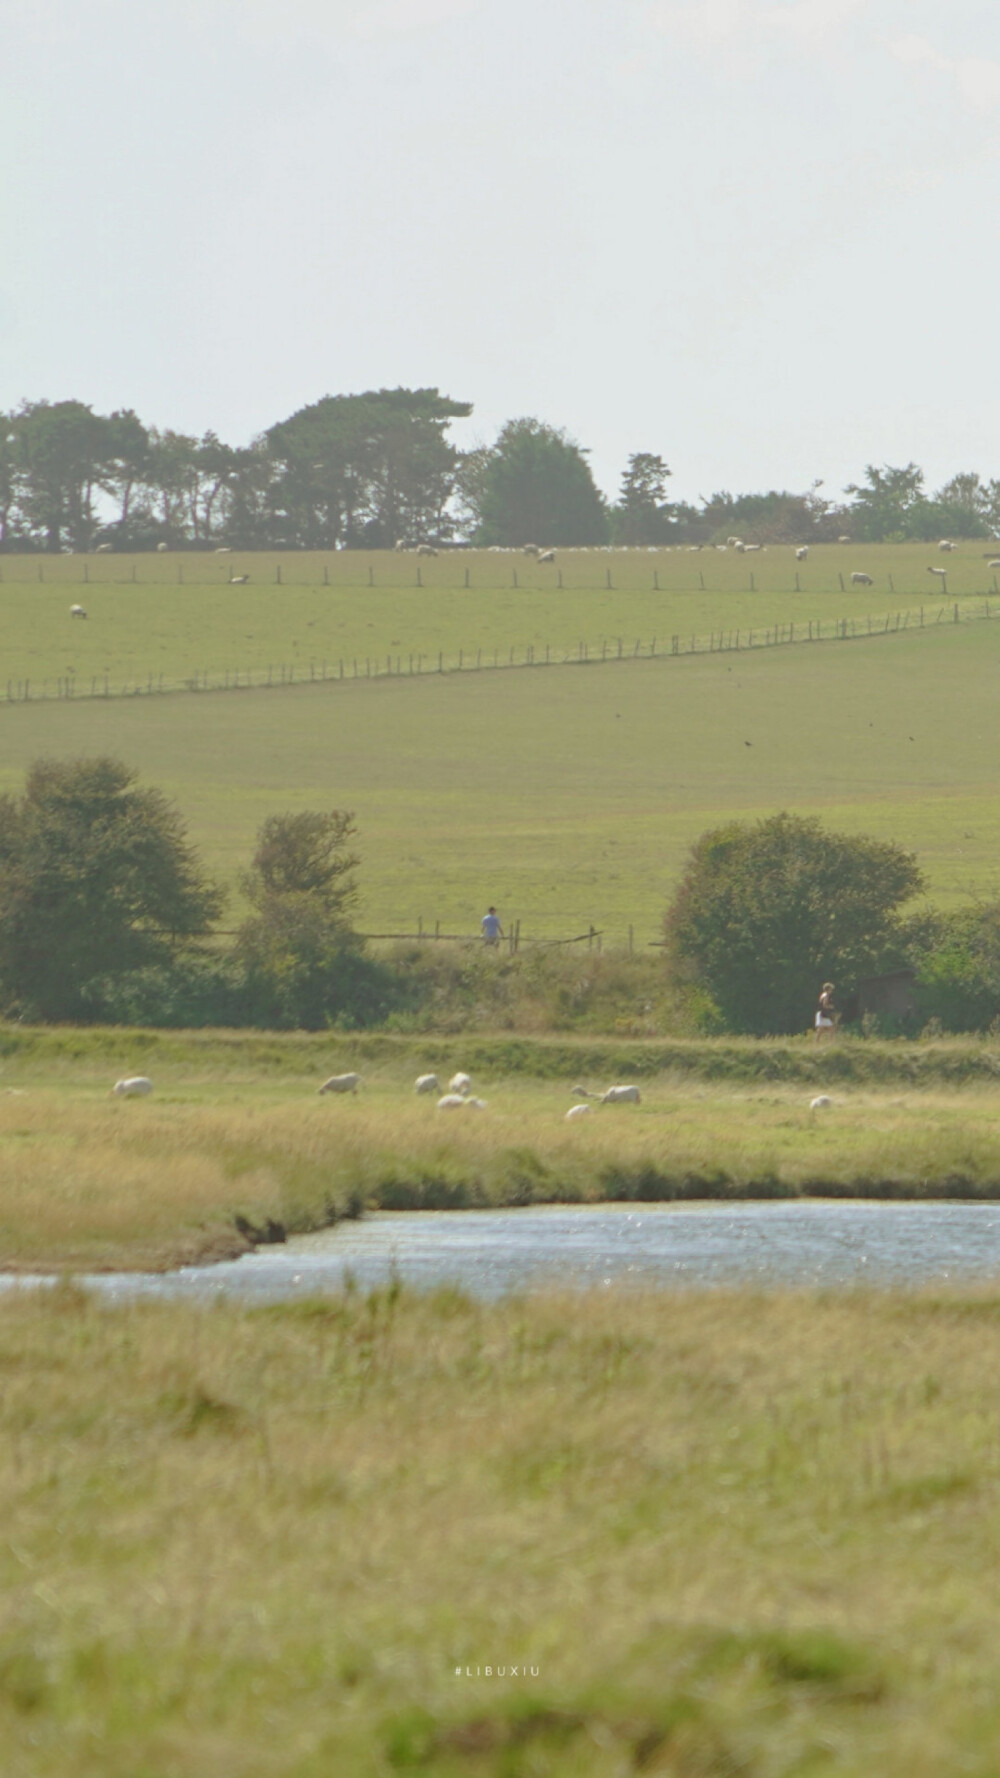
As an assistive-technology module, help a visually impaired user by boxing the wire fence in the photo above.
[2,595,994,706]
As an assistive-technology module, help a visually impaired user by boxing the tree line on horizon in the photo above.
[1,390,999,555]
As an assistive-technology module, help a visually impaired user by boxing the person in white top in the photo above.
[481,906,504,945]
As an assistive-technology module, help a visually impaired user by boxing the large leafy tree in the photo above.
[266,388,472,548]
[472,418,608,546]
[0,759,222,1020]
[664,813,924,1035]
[12,400,115,551]
[613,452,673,545]
[235,811,366,1029]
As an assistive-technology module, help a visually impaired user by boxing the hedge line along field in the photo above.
[5,1281,1000,1774]
[0,542,997,690]
[2,617,1000,940]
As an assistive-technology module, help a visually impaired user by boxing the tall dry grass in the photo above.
[1,1282,1000,1773]
[3,1072,1000,1270]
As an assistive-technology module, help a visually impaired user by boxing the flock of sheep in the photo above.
[108,1069,644,1119]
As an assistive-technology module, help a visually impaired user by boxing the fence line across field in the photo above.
[2,595,995,707]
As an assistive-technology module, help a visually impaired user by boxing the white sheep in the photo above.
[838,534,851,544]
[317,1072,360,1095]
[448,1072,472,1096]
[437,1093,468,1111]
[228,574,250,585]
[600,1085,642,1105]
[112,1077,153,1097]
[95,543,112,553]
[522,544,540,557]
[538,549,556,563]
[156,541,168,553]
[810,1095,832,1110]
[415,543,438,557]
[795,546,809,561]
[938,539,957,552]
[743,543,762,553]
[70,603,87,619]
[463,1097,488,1110]
[927,566,948,579]
[415,1073,440,1095]
[214,547,232,554]
[850,572,873,586]
[988,559,1000,569]
[565,1103,592,1121]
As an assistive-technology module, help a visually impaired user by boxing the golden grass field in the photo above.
[4,1279,1000,1774]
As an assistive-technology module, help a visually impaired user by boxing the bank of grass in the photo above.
[6,1032,1000,1268]
[3,1280,1000,1773]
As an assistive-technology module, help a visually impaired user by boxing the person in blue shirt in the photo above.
[481,906,504,945]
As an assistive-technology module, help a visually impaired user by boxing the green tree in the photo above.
[664,813,924,1035]
[844,463,927,542]
[0,759,223,1020]
[266,388,472,548]
[12,400,114,551]
[613,452,673,545]
[473,418,608,546]
[235,811,368,1029]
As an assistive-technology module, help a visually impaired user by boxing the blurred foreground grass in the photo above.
[3,1282,1000,1774]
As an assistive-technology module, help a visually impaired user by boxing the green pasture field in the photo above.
[2,617,1000,941]
[0,543,997,691]
[5,1280,1000,1773]
[4,1030,1000,1270]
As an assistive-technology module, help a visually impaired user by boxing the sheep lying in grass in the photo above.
[810,1095,832,1110]
[565,1103,592,1121]
[437,1093,487,1111]
[600,1085,642,1105]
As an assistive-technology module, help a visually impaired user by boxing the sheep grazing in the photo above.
[69,603,87,619]
[600,1084,642,1105]
[448,1072,472,1096]
[414,1073,440,1095]
[850,572,873,586]
[927,566,948,579]
[156,541,169,553]
[317,1072,360,1095]
[565,1103,592,1121]
[795,546,809,561]
[938,539,957,552]
[415,543,438,557]
[538,549,556,564]
[393,539,407,552]
[112,1077,153,1097]
[810,1095,832,1110]
[522,544,540,557]
[988,559,1000,569]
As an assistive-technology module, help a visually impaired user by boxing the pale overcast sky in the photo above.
[2,0,998,504]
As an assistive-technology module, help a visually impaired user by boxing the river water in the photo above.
[5,1201,1000,1302]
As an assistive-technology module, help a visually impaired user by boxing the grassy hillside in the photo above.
[2,619,1000,940]
[1,543,996,692]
